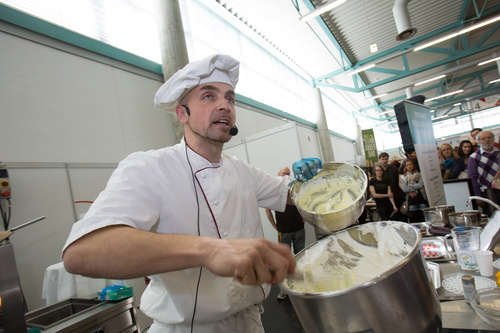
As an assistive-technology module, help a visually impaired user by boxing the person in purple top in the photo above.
[468,130,500,216]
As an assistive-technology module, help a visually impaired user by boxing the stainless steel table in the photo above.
[432,251,500,331]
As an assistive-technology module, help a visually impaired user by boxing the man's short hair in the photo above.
[378,152,389,159]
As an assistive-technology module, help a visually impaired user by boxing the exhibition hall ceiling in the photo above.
[217,0,500,130]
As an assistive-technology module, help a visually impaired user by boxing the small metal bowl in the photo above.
[422,205,455,227]
[448,210,482,228]
[290,162,367,234]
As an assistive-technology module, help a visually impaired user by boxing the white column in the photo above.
[157,0,190,142]
[313,87,334,162]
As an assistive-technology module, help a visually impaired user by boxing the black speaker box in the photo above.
[394,95,426,153]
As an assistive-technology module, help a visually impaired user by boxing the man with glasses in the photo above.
[468,130,500,216]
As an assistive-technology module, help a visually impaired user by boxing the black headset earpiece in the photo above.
[182,105,190,116]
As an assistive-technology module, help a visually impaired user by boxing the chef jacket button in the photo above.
[223,232,228,237]
[214,200,219,205]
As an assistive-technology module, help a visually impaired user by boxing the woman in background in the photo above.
[439,143,465,180]
[369,164,398,221]
[457,140,473,177]
[399,149,419,174]
[400,159,428,222]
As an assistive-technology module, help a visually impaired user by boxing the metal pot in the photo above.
[422,205,455,227]
[280,222,442,333]
[448,210,482,227]
[290,162,367,234]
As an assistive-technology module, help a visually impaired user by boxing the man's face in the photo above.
[378,156,389,168]
[471,129,480,141]
[178,82,236,145]
[278,167,291,177]
[478,131,495,151]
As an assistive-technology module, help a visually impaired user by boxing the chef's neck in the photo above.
[184,136,223,164]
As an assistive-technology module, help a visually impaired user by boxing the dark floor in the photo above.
[261,284,305,333]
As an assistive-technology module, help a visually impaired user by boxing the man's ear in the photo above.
[175,105,188,124]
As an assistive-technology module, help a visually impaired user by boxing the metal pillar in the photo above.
[157,0,190,143]
[0,242,27,332]
[313,87,334,162]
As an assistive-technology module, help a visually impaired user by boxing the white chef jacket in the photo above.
[63,138,289,332]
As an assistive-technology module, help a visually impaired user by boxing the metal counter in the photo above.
[25,296,137,333]
[431,245,500,332]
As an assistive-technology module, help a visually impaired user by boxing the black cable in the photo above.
[185,141,203,333]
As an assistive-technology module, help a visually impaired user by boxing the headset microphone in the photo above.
[229,125,238,136]
[182,105,190,116]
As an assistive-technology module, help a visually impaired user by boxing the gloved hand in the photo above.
[292,158,322,183]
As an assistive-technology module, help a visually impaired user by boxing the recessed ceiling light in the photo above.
[414,14,500,52]
[414,75,446,86]
[477,56,500,66]
[346,63,376,76]
[366,93,388,101]
[426,90,464,101]
[299,0,347,22]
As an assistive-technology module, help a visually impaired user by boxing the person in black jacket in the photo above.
[379,152,406,221]
[369,163,398,221]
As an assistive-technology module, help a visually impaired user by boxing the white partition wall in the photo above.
[331,136,357,163]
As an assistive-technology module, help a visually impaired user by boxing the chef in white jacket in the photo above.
[63,54,319,333]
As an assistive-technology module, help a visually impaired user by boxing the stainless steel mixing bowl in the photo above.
[290,162,367,234]
[422,205,455,227]
[279,221,442,333]
[448,210,482,227]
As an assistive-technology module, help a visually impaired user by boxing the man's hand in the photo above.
[292,158,322,182]
[203,238,296,285]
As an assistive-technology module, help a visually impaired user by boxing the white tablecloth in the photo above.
[41,262,108,305]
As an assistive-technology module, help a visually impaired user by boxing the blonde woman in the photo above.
[399,159,428,222]
[439,143,465,180]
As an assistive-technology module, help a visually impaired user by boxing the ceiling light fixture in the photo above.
[299,0,347,22]
[379,110,395,115]
[490,78,500,84]
[366,93,388,101]
[433,115,450,120]
[414,74,446,86]
[426,89,464,101]
[346,63,376,76]
[477,56,500,66]
[453,103,461,106]
[414,14,500,52]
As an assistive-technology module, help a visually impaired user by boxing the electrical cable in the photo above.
[185,140,203,333]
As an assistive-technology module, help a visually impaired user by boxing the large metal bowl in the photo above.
[279,221,442,333]
[290,162,367,234]
[422,205,455,227]
[448,210,482,227]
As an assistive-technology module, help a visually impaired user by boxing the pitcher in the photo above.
[444,226,480,270]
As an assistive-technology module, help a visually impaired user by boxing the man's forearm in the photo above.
[63,225,210,279]
[63,225,297,286]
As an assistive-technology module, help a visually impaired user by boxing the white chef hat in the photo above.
[154,54,240,111]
